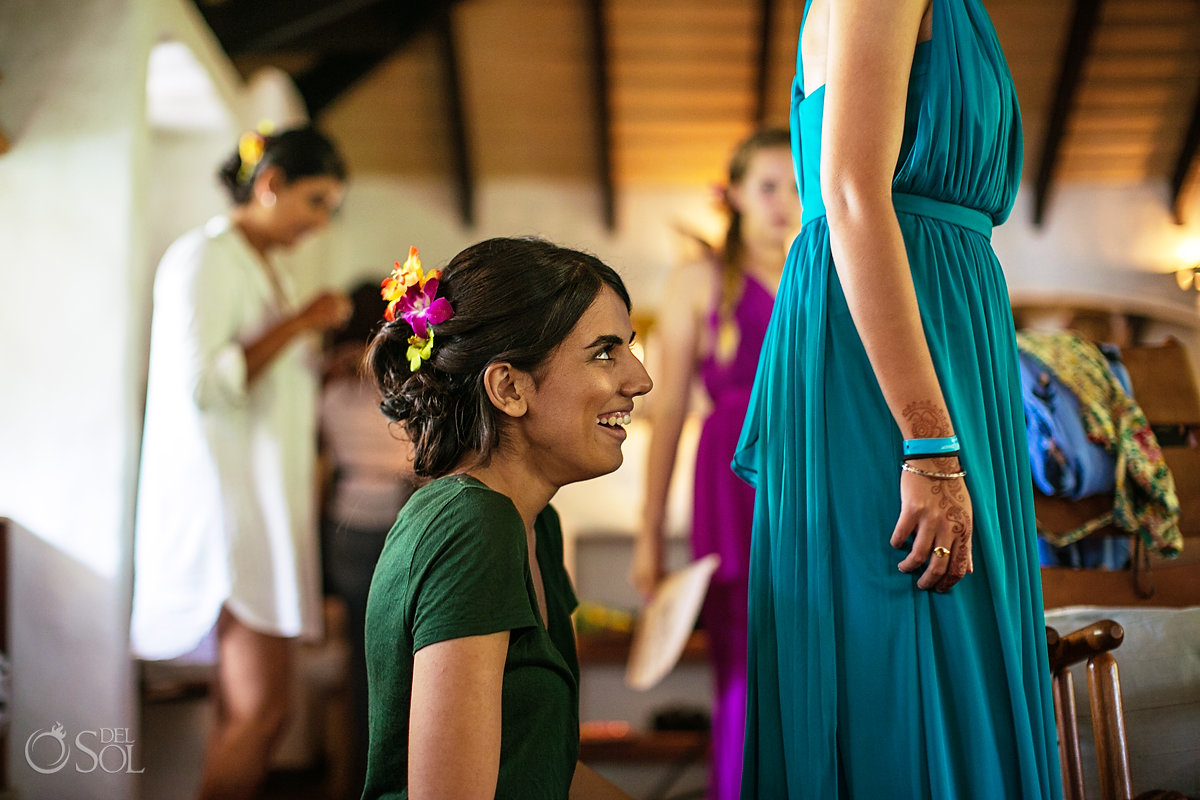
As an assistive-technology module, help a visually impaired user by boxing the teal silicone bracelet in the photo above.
[903,435,960,460]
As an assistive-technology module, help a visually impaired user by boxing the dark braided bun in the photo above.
[365,237,632,479]
[371,326,483,477]
[216,125,346,205]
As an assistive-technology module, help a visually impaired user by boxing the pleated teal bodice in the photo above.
[732,0,1063,797]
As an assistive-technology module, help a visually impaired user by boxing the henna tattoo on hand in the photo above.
[901,400,972,591]
[930,478,972,592]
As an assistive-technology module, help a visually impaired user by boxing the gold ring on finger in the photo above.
[932,546,950,559]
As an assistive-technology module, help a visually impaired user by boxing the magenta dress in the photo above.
[693,269,774,800]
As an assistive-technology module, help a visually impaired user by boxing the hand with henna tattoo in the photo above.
[890,402,975,592]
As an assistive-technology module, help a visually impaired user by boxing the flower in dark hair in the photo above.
[381,247,455,371]
[396,274,453,339]
[235,120,275,183]
[406,334,434,372]
[382,248,444,321]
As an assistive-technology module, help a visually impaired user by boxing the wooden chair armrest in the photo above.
[1047,619,1124,673]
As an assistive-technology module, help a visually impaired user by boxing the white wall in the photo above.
[323,176,728,310]
[0,0,148,796]
[0,0,294,796]
[997,182,1200,375]
[997,182,1200,327]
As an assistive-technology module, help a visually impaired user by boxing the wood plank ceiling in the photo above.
[196,0,1200,228]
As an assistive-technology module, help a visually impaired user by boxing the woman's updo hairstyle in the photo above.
[367,237,632,479]
[217,125,347,205]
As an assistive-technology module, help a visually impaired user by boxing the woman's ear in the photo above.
[724,182,744,214]
[253,165,285,205]
[482,362,531,418]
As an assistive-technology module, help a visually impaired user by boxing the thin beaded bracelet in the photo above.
[901,461,966,480]
[902,435,960,460]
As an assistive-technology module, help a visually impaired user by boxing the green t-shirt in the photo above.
[361,474,581,800]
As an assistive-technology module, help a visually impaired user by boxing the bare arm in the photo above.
[631,262,711,598]
[408,632,510,799]
[243,290,351,384]
[818,0,972,590]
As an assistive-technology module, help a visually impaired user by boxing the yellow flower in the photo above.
[382,247,444,321]
[407,333,434,371]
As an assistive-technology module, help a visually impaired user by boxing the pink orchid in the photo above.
[397,275,454,339]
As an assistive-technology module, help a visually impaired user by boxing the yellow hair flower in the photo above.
[235,120,276,184]
[407,333,434,372]
[381,247,443,322]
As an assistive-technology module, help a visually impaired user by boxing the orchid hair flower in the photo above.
[236,119,275,184]
[407,334,434,372]
[381,247,455,370]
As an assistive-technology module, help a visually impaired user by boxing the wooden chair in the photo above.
[1046,619,1130,800]
[1043,560,1200,800]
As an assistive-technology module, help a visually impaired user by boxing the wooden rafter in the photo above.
[1169,79,1200,225]
[214,1,462,127]
[752,0,775,125]
[585,0,616,231]
[238,0,385,53]
[197,0,385,55]
[295,53,393,119]
[434,7,475,227]
[1033,0,1103,226]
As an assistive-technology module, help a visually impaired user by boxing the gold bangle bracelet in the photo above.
[900,462,966,480]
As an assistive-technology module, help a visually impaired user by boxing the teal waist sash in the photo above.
[801,191,993,239]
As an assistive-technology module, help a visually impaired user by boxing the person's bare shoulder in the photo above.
[662,258,720,321]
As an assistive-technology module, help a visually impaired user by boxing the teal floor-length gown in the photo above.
[732,1,1063,797]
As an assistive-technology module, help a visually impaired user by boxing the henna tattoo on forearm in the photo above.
[901,400,954,440]
[901,400,960,473]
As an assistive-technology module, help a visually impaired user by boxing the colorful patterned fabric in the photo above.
[1016,331,1182,557]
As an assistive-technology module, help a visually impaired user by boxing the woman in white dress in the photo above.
[131,126,351,800]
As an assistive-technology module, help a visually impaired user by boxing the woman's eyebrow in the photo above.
[585,334,625,349]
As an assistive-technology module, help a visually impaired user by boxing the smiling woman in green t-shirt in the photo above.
[361,238,652,800]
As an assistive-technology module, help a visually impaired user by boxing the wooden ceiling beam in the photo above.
[1033,0,1104,226]
[197,0,386,55]
[434,7,475,227]
[197,0,465,57]
[294,52,393,119]
[752,0,775,125]
[236,0,386,53]
[212,1,467,126]
[1169,78,1200,225]
[586,0,617,231]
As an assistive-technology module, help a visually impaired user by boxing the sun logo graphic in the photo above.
[23,723,144,774]
[24,722,69,774]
